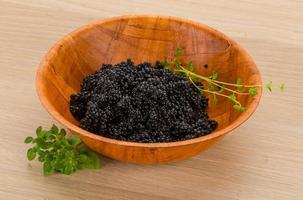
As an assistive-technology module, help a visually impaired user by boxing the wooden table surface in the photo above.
[1,0,303,199]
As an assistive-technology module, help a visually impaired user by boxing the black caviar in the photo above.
[70,59,217,143]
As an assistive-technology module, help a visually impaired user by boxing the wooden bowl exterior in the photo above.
[36,15,262,164]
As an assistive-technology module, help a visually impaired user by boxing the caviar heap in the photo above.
[70,59,217,143]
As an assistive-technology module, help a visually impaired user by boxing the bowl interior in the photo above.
[37,16,261,139]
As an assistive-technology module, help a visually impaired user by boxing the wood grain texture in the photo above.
[36,15,261,164]
[1,0,303,199]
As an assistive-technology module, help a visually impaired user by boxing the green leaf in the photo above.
[37,149,46,157]
[36,126,42,135]
[27,148,36,161]
[191,76,200,83]
[87,152,100,169]
[64,150,75,158]
[248,88,257,96]
[228,94,236,101]
[174,59,182,69]
[188,61,194,72]
[35,138,51,149]
[233,104,241,110]
[177,70,187,77]
[60,129,66,137]
[45,153,54,163]
[68,135,82,147]
[236,78,244,91]
[279,83,285,92]
[63,165,76,175]
[24,136,33,144]
[37,150,46,162]
[38,156,45,162]
[210,71,218,80]
[174,61,182,70]
[62,140,71,149]
[79,154,88,163]
[161,58,169,68]
[53,141,61,149]
[175,47,181,57]
[208,84,215,92]
[54,161,65,172]
[233,104,246,112]
[45,131,56,140]
[36,126,45,138]
[80,151,100,169]
[236,78,241,85]
[240,107,246,112]
[266,81,272,92]
[43,161,54,176]
[51,124,59,135]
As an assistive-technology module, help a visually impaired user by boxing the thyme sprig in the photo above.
[162,48,284,111]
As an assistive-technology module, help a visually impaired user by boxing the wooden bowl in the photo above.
[36,15,262,164]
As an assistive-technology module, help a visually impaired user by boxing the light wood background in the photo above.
[1,0,303,199]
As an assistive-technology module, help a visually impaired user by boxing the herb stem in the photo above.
[212,80,262,88]
[202,89,242,105]
[188,75,242,106]
[188,76,202,92]
[177,69,252,96]
[176,68,262,89]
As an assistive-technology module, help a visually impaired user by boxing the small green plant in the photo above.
[24,125,100,176]
[162,48,284,111]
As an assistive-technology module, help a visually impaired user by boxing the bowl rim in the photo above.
[36,14,262,148]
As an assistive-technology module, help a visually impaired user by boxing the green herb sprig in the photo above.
[25,125,100,176]
[162,48,285,111]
